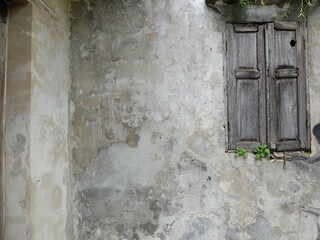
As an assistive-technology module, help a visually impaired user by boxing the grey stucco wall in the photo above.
[5,1,71,239]
[70,0,320,239]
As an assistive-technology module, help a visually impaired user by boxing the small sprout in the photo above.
[252,145,271,160]
[298,8,306,19]
[239,0,251,7]
[235,147,248,158]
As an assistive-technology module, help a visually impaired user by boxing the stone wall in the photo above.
[70,0,320,239]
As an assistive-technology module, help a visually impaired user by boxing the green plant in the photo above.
[235,147,248,157]
[239,0,251,7]
[298,0,316,19]
[252,144,270,159]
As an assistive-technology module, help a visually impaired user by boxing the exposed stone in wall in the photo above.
[206,0,319,22]
[70,0,320,239]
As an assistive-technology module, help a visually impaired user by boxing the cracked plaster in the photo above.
[70,0,320,239]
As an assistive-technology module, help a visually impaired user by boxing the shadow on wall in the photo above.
[301,123,320,240]
[313,123,320,145]
[0,0,7,23]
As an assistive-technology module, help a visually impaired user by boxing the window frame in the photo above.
[224,21,310,152]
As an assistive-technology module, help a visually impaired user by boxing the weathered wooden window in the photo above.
[226,22,310,151]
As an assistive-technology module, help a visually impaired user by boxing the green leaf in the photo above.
[256,154,260,159]
[235,153,239,157]
[265,149,270,154]
[244,152,248,158]
[298,8,306,19]
[306,0,314,8]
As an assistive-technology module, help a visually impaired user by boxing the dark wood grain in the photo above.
[235,69,260,79]
[227,21,309,151]
[268,21,309,151]
[234,24,258,33]
[227,24,266,150]
[276,141,301,151]
[278,79,298,140]
[275,68,298,78]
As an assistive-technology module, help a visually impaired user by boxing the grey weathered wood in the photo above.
[226,24,266,150]
[274,21,298,30]
[234,24,258,33]
[296,22,309,150]
[275,30,296,67]
[235,69,260,79]
[237,79,259,141]
[278,79,298,140]
[227,21,309,151]
[275,68,298,78]
[276,141,301,151]
[236,141,261,150]
[267,21,309,151]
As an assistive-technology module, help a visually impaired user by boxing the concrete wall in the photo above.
[30,1,71,239]
[0,4,7,238]
[5,1,71,239]
[6,5,33,238]
[69,0,320,239]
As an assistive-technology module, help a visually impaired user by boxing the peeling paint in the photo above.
[70,0,320,239]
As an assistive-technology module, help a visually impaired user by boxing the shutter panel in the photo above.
[267,22,310,151]
[226,24,267,150]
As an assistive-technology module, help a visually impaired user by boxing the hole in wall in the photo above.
[290,40,296,47]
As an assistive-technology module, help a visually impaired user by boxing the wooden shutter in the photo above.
[226,24,267,150]
[267,22,310,151]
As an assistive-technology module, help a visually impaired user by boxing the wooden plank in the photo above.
[275,68,298,78]
[226,23,237,150]
[236,79,259,141]
[266,22,278,150]
[235,69,260,79]
[268,21,309,151]
[237,32,258,68]
[257,24,267,148]
[277,79,298,141]
[296,22,310,150]
[276,141,301,151]
[274,21,298,30]
[227,23,266,150]
[274,29,296,67]
[234,24,258,33]
[236,141,262,150]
